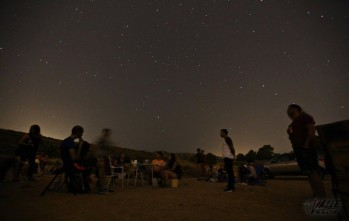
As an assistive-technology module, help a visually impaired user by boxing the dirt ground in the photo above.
[0,174,341,221]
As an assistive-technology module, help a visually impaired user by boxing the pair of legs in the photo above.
[162,170,177,185]
[197,163,206,179]
[224,157,235,190]
[308,171,326,197]
[294,147,326,197]
[238,166,248,183]
[17,150,37,180]
[151,166,176,186]
[95,157,107,190]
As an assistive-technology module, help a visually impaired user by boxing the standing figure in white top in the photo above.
[220,129,235,192]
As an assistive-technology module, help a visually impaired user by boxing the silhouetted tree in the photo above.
[205,153,217,166]
[256,145,274,160]
[235,153,246,162]
[245,150,256,162]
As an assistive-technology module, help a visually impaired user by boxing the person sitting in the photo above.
[217,166,227,182]
[115,152,130,166]
[238,163,249,184]
[114,152,130,177]
[150,151,166,185]
[246,161,258,185]
[163,153,183,186]
[60,125,86,193]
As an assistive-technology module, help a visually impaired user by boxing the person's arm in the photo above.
[304,123,315,148]
[19,134,30,145]
[226,138,235,157]
[76,140,83,159]
[171,161,178,171]
[69,146,85,170]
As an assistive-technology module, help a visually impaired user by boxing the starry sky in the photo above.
[1,0,348,155]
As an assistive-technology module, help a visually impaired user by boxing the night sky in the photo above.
[1,0,348,155]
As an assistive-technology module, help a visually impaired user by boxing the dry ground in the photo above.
[0,175,340,221]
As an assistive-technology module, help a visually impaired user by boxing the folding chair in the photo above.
[106,156,125,188]
[127,163,145,187]
[316,119,349,219]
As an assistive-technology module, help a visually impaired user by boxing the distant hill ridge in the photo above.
[0,128,198,163]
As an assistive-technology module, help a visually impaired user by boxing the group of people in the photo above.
[1,104,326,198]
[238,161,262,186]
[1,124,183,193]
[217,104,326,198]
[60,126,184,193]
[150,151,183,186]
[0,125,48,182]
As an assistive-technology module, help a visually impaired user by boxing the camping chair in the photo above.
[316,119,349,219]
[106,156,125,188]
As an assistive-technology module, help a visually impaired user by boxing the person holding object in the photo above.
[287,104,325,198]
[220,129,235,192]
[60,125,86,192]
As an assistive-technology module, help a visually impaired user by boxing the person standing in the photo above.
[287,104,326,198]
[195,148,202,179]
[95,128,114,193]
[220,129,235,192]
[16,125,42,181]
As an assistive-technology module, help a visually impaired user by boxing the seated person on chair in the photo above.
[163,153,183,186]
[60,125,86,192]
[150,151,166,183]
[116,152,130,165]
[115,152,130,174]
[246,161,257,185]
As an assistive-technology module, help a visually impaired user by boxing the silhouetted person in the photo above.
[150,151,166,185]
[220,129,235,192]
[116,152,130,165]
[76,140,97,192]
[163,153,183,185]
[246,161,257,185]
[238,163,248,184]
[287,104,325,198]
[16,125,42,181]
[60,125,85,192]
[95,128,113,193]
[195,148,206,179]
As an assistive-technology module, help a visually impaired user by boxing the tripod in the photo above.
[41,167,65,196]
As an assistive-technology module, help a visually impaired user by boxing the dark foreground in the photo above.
[0,175,340,221]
